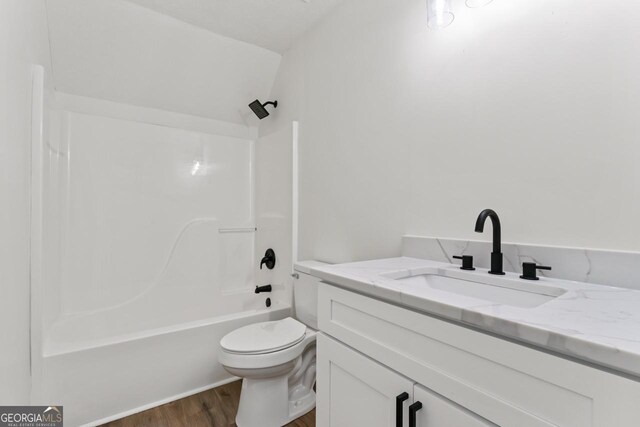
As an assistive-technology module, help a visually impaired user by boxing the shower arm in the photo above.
[262,101,278,108]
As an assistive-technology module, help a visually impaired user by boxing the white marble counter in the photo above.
[311,257,640,378]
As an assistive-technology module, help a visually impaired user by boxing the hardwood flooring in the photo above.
[101,380,315,427]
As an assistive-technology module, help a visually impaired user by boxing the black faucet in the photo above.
[255,284,272,294]
[474,209,505,275]
[520,263,552,281]
[260,249,276,270]
[453,255,475,271]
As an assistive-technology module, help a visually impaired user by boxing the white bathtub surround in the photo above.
[0,0,53,403]
[30,104,295,425]
[403,236,640,291]
[39,112,256,334]
[254,123,298,314]
[43,289,287,358]
[311,257,640,378]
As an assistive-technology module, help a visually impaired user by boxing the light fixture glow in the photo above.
[466,0,493,8]
[427,0,454,30]
[191,160,201,176]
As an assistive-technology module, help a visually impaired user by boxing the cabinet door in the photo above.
[412,384,496,427]
[317,333,415,427]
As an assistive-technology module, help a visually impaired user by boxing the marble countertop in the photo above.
[311,257,640,378]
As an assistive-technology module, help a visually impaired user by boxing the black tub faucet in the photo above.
[474,209,505,275]
[255,284,272,294]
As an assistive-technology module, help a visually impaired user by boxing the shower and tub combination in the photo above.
[30,103,294,426]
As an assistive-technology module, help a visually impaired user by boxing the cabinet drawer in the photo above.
[413,384,495,427]
[318,282,640,427]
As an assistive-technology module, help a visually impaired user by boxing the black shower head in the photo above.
[249,99,278,120]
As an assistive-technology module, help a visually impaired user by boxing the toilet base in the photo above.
[235,376,316,427]
[234,341,316,427]
[288,388,316,422]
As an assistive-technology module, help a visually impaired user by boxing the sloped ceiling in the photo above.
[46,0,283,124]
[124,0,345,54]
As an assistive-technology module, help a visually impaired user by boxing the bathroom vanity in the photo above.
[312,258,640,427]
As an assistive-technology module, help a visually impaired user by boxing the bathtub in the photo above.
[35,295,290,427]
[32,109,294,426]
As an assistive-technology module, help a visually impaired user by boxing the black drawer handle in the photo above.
[396,392,409,427]
[409,401,423,427]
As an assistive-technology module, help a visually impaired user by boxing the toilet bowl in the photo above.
[220,318,317,427]
[219,262,326,427]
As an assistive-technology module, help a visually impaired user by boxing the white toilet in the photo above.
[219,261,326,427]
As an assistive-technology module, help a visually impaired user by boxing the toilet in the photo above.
[219,261,326,427]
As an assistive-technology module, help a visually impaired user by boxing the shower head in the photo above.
[249,99,278,120]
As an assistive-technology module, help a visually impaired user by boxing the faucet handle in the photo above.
[520,262,552,281]
[453,255,475,271]
[260,248,276,270]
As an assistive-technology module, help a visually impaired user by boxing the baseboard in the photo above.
[80,376,240,427]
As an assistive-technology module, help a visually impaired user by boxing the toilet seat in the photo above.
[219,325,316,371]
[221,317,307,355]
[219,319,318,427]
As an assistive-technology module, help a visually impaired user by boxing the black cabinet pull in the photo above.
[396,392,409,427]
[409,401,423,427]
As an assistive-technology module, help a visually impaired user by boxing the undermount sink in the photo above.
[385,269,566,309]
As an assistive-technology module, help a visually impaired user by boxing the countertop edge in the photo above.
[310,261,640,380]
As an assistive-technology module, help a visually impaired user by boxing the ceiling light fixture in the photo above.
[465,0,493,8]
[427,0,454,30]
[428,0,495,30]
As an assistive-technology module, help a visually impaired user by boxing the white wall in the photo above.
[0,0,53,404]
[53,92,258,141]
[46,0,282,125]
[261,0,640,263]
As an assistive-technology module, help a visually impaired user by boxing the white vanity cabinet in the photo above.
[316,333,414,427]
[316,283,640,427]
[317,333,496,427]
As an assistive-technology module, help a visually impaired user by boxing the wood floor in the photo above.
[101,380,315,427]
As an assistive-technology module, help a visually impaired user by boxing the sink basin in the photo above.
[387,270,566,309]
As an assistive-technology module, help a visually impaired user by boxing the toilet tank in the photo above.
[293,261,329,330]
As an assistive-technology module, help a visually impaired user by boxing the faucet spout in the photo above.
[474,209,505,275]
[255,284,272,294]
[474,209,501,254]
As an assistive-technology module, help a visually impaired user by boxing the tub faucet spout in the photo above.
[255,285,272,294]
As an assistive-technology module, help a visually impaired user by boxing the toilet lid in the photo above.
[220,317,307,355]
